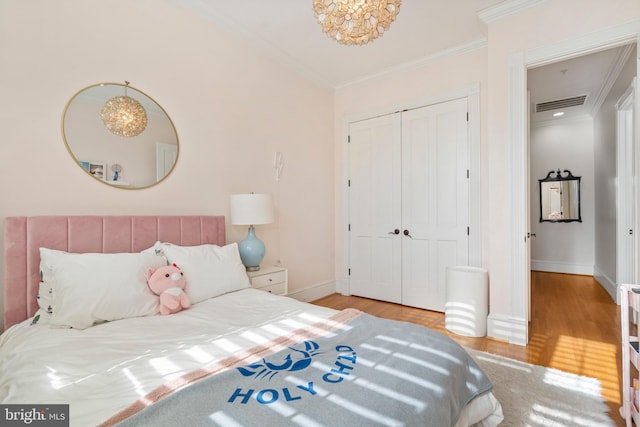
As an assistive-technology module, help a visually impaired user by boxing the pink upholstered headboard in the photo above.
[3,216,226,330]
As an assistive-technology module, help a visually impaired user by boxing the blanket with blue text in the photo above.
[106,309,492,427]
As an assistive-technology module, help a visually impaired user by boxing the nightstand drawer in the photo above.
[257,281,286,295]
[250,270,287,288]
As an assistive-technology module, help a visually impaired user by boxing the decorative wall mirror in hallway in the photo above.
[538,169,581,223]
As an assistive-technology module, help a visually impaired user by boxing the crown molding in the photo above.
[589,43,634,117]
[531,113,593,128]
[336,37,488,90]
[478,0,550,24]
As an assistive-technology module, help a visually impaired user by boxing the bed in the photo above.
[0,216,503,426]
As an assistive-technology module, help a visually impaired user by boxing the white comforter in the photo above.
[0,289,501,426]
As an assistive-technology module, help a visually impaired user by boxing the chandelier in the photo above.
[312,0,401,46]
[101,81,148,137]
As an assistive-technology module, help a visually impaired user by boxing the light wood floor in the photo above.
[312,271,625,426]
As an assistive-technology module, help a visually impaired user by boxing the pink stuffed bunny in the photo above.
[146,263,191,315]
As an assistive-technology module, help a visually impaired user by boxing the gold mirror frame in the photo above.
[62,82,179,189]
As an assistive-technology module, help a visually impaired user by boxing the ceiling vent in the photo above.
[535,94,588,113]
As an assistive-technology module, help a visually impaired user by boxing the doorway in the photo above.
[527,45,636,287]
[509,25,640,345]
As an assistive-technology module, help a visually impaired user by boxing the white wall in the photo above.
[594,46,638,295]
[0,0,335,330]
[529,119,595,275]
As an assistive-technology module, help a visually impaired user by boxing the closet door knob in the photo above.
[403,229,412,238]
[388,229,400,235]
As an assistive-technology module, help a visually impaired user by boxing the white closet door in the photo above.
[401,98,469,311]
[348,114,402,303]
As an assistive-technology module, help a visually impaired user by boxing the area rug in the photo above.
[467,349,617,426]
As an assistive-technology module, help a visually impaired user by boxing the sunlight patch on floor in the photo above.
[549,335,620,404]
[542,368,603,399]
[529,402,611,427]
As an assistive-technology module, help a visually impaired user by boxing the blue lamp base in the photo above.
[238,226,265,271]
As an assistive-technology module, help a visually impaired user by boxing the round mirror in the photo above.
[62,82,179,189]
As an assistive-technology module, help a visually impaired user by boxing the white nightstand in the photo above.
[247,266,288,295]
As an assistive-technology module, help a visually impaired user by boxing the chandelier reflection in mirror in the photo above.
[101,81,148,137]
[312,0,401,45]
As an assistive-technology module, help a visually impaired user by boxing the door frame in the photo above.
[338,84,482,295]
[508,21,640,345]
[617,80,637,295]
[156,142,178,181]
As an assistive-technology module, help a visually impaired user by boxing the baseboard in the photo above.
[530,260,593,275]
[296,278,532,347]
[593,266,617,303]
[335,277,350,296]
[287,280,336,303]
[323,268,615,344]
[487,313,527,346]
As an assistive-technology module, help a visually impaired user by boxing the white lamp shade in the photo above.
[230,193,274,225]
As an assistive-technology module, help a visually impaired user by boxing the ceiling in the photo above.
[173,0,506,87]
[528,45,635,123]
[173,0,635,122]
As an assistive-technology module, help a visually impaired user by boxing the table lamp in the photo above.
[230,193,274,271]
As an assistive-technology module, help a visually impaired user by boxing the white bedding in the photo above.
[0,289,501,426]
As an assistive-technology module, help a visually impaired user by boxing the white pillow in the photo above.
[153,242,250,303]
[35,249,69,325]
[39,248,166,329]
